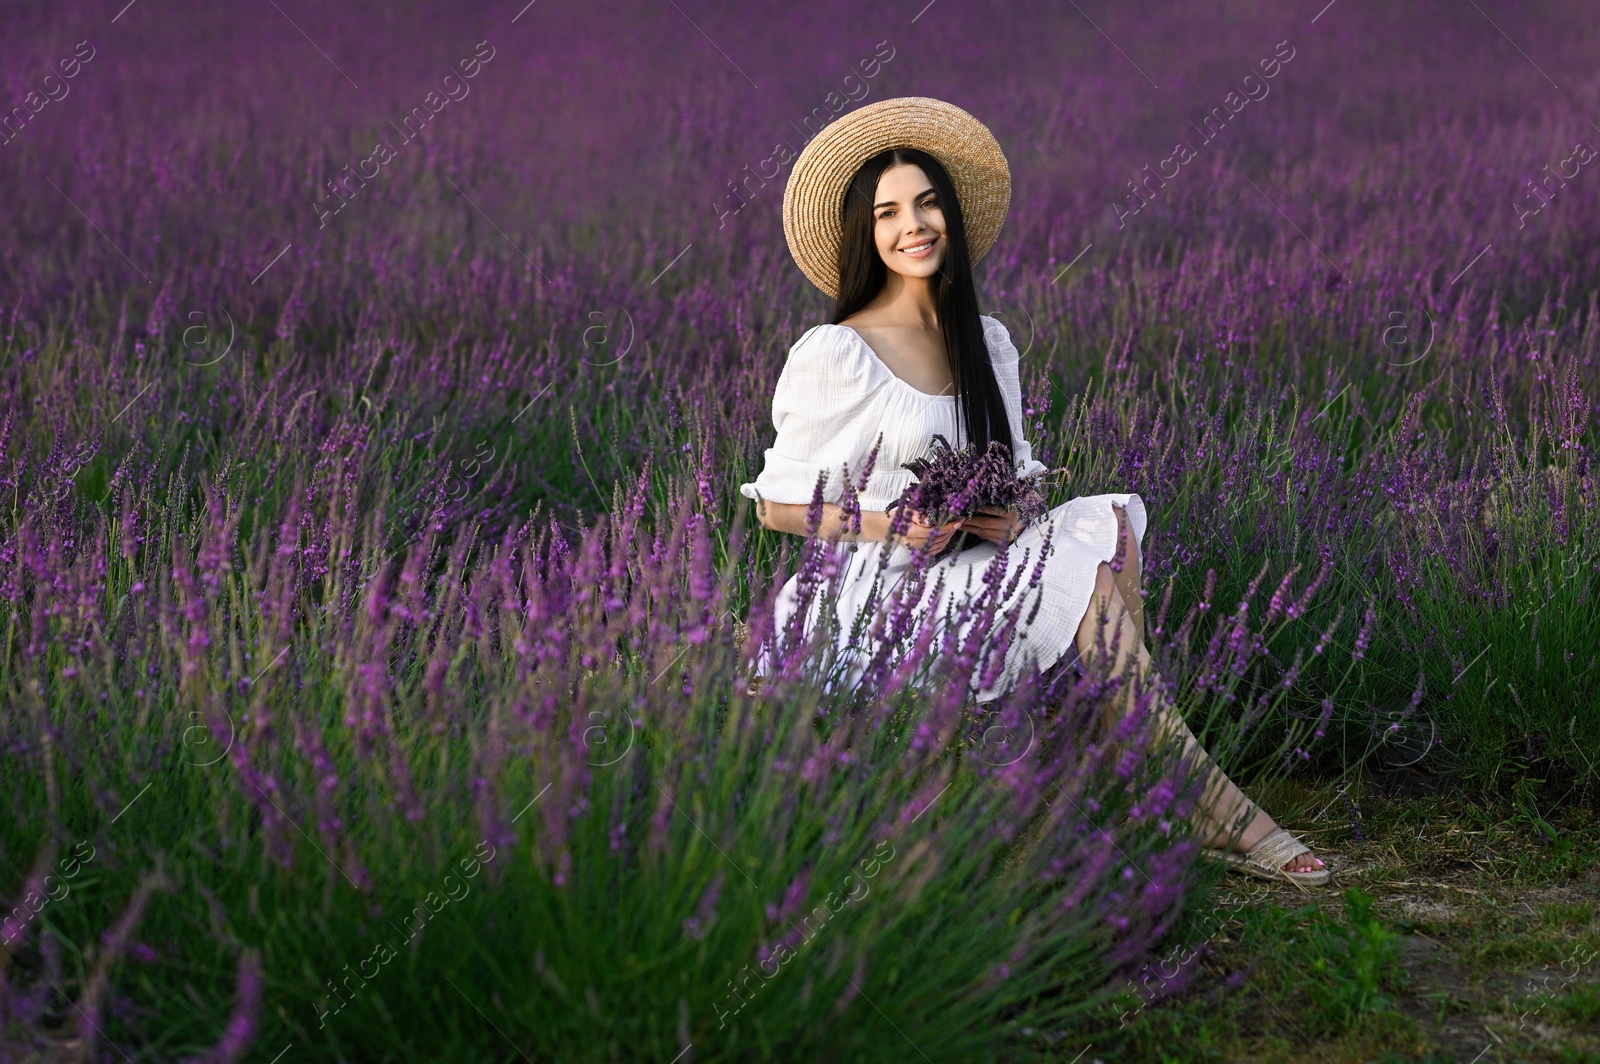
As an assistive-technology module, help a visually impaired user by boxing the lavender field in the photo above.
[2,0,1599,1061]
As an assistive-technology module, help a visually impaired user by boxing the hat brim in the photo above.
[782,96,1011,301]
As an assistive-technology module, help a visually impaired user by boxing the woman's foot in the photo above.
[1203,806,1326,875]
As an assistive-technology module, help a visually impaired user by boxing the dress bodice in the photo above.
[738,314,1048,512]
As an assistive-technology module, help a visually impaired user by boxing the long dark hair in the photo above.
[830,146,1012,459]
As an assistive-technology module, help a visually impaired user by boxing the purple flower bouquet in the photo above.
[895,434,1059,552]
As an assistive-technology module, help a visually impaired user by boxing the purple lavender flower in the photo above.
[187,950,263,1064]
[897,435,1056,553]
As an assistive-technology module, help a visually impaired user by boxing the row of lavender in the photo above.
[3,451,1288,1059]
[3,0,1598,1057]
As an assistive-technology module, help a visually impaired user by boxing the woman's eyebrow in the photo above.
[874,186,937,210]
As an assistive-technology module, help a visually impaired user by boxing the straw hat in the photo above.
[782,96,1011,300]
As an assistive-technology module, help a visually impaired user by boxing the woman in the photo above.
[739,97,1327,885]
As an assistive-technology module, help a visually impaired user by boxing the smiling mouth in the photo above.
[899,237,938,259]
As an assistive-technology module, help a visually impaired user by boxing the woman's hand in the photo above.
[962,506,1027,546]
[891,508,963,553]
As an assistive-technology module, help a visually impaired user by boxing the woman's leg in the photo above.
[1074,563,1325,874]
[1108,502,1144,644]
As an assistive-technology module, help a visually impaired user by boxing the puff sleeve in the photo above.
[982,315,1050,479]
[739,324,889,506]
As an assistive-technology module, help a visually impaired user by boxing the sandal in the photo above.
[1207,828,1330,886]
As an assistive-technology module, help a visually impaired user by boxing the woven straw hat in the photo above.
[782,96,1011,300]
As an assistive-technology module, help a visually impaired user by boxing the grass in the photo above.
[1098,774,1600,1063]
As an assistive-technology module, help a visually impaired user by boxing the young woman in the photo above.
[738,97,1327,884]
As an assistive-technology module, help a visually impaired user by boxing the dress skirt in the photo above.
[755,492,1148,704]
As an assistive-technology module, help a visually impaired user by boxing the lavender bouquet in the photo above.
[896,434,1058,552]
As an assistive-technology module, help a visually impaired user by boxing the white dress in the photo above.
[739,315,1148,704]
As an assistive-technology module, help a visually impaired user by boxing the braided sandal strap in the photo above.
[1248,829,1312,872]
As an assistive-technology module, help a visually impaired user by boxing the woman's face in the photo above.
[872,163,947,281]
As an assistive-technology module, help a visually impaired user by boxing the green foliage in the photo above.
[1553,982,1600,1026]
[1303,888,1409,1031]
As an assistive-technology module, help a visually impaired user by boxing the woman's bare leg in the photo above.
[1074,563,1325,874]
[1108,502,1144,644]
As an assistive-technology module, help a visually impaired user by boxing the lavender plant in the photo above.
[1,464,1261,1061]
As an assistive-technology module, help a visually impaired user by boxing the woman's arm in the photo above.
[754,499,961,552]
[982,316,1051,479]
